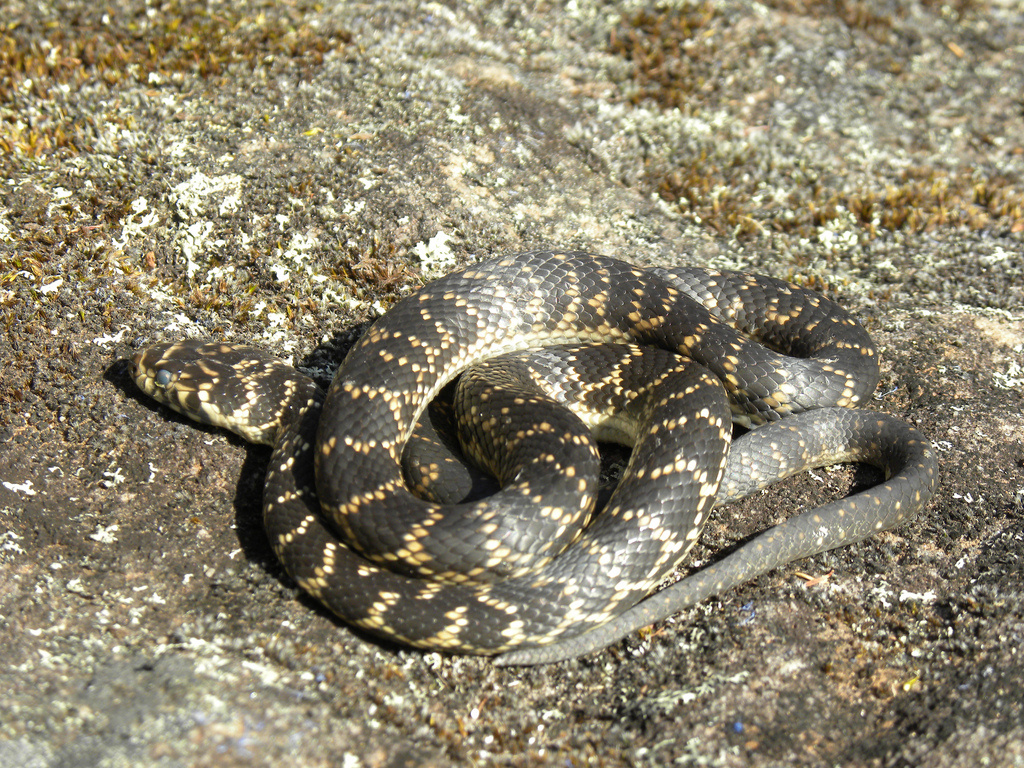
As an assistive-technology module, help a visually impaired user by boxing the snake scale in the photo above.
[132,249,937,664]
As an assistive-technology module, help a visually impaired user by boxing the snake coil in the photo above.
[132,250,937,663]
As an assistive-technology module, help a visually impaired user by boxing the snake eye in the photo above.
[155,369,174,387]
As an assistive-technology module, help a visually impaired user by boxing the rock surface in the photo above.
[1,1,1022,766]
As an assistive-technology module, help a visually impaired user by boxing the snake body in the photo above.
[132,249,937,662]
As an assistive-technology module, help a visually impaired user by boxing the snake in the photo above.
[131,249,938,664]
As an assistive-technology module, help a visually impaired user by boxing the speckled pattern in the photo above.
[132,250,937,660]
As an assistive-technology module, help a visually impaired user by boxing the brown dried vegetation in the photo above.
[610,3,1023,240]
[0,3,351,158]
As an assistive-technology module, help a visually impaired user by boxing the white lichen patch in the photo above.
[992,354,1024,389]
[161,172,245,279]
[0,208,12,243]
[114,197,160,250]
[270,231,319,284]
[89,524,120,544]
[170,172,245,219]
[414,230,457,278]
[177,220,221,279]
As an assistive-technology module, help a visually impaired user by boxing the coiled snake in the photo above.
[132,249,937,664]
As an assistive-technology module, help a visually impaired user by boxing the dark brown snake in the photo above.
[132,249,937,664]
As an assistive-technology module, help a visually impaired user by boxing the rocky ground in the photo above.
[1,1,1022,766]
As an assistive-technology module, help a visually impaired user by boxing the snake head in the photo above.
[132,340,303,445]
